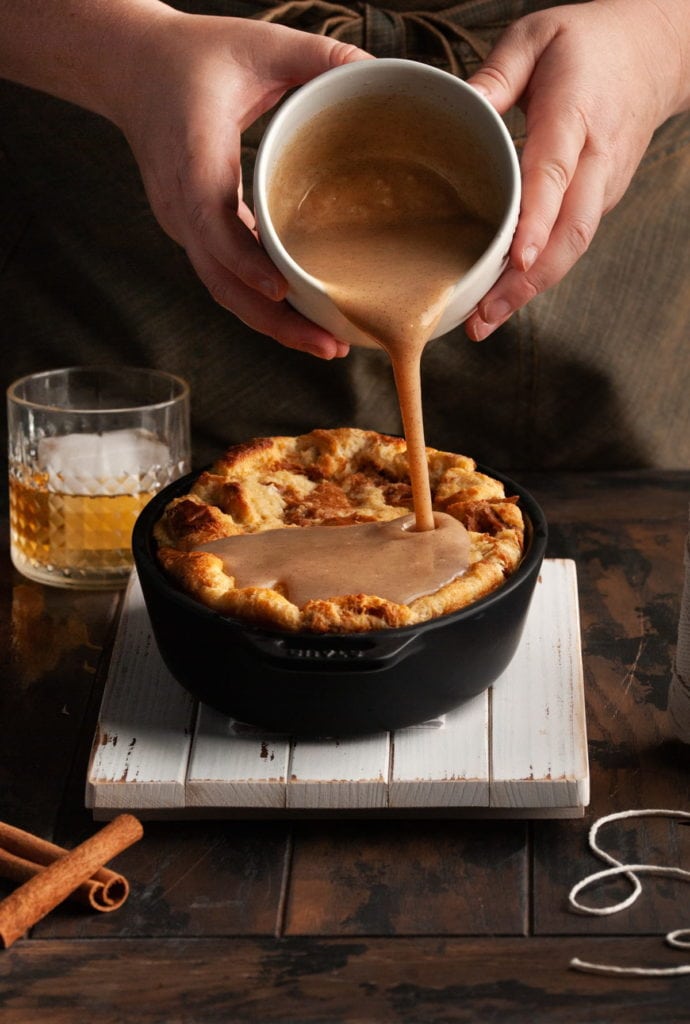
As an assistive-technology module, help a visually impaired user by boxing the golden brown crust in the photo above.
[153,428,526,633]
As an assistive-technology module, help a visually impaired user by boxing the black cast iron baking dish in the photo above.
[132,467,547,736]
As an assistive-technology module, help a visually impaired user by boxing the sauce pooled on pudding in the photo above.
[197,93,503,606]
[198,513,471,607]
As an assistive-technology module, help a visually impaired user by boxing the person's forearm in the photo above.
[597,0,690,117]
[0,0,175,121]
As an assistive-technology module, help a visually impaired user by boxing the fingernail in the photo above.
[469,319,492,342]
[522,245,539,271]
[483,298,511,323]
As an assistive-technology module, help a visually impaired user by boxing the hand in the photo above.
[111,11,371,358]
[464,0,690,341]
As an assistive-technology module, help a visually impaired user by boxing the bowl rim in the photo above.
[132,461,548,642]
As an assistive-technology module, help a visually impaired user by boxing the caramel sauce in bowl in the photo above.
[254,58,521,350]
[132,467,547,736]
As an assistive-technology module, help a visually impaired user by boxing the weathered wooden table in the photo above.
[1,471,689,1023]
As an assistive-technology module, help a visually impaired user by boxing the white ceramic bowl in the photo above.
[254,58,521,349]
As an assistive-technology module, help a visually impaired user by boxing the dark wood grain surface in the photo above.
[1,471,689,1023]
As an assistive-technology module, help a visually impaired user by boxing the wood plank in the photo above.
[284,817,530,935]
[85,573,195,811]
[186,706,290,809]
[5,936,687,1023]
[490,559,589,809]
[287,733,390,809]
[390,696,490,807]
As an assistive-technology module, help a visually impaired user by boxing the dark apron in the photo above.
[1,0,688,471]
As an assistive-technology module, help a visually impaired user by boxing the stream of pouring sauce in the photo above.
[294,155,494,531]
[198,95,499,607]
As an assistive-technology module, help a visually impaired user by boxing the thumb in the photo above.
[467,21,546,114]
[269,25,373,85]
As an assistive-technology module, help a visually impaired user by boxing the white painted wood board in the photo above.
[85,559,589,819]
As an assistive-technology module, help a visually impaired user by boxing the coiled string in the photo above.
[569,809,690,977]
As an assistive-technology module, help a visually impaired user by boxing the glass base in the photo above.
[10,549,132,590]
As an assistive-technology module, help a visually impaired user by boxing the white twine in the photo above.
[568,809,690,977]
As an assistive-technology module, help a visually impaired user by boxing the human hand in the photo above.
[111,10,370,358]
[464,0,690,341]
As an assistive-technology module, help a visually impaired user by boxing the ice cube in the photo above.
[37,429,170,495]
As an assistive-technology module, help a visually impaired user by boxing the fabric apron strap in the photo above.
[257,0,492,75]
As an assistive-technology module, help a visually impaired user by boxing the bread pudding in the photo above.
[153,427,526,633]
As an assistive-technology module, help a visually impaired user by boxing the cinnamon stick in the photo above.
[0,814,143,948]
[0,820,131,911]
